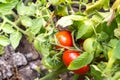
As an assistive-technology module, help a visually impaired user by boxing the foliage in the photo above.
[0,0,120,80]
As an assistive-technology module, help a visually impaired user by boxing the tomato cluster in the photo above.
[56,30,89,75]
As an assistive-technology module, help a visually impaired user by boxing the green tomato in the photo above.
[83,38,102,56]
[83,38,95,53]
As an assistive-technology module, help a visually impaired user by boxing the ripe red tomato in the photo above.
[62,50,89,75]
[56,30,73,47]
[62,50,80,66]
[73,65,89,75]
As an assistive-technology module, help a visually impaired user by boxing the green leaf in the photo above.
[25,18,45,36]
[97,20,117,37]
[111,0,120,10]
[0,45,4,55]
[116,14,120,26]
[30,18,46,35]
[57,15,85,27]
[0,0,7,3]
[2,23,15,33]
[91,14,103,23]
[54,5,68,16]
[111,71,120,80]
[34,33,51,57]
[76,20,94,39]
[56,16,73,27]
[34,39,49,57]
[114,28,120,39]
[0,35,10,46]
[42,56,63,70]
[83,0,88,3]
[17,1,36,16]
[48,0,65,5]
[10,31,22,49]
[0,0,18,14]
[113,40,120,59]
[103,0,110,10]
[108,39,118,48]
[97,31,109,42]
[68,52,94,70]
[91,65,103,80]
[21,16,33,27]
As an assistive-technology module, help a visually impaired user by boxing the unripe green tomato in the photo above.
[83,38,95,53]
[83,38,102,56]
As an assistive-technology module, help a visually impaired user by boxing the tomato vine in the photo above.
[0,0,120,80]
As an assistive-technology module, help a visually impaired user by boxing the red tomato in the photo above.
[73,65,89,75]
[62,50,89,75]
[56,30,73,47]
[62,50,80,66]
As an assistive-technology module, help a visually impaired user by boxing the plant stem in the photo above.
[79,0,82,12]
[102,56,116,76]
[39,67,69,80]
[0,20,6,30]
[72,31,83,52]
[2,16,28,35]
[71,74,79,80]
[66,0,75,14]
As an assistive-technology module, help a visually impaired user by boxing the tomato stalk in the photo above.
[0,20,6,31]
[40,67,69,80]
[65,0,75,14]
[2,16,28,35]
[71,74,79,80]
[78,0,82,12]
[72,31,84,52]
[102,55,116,76]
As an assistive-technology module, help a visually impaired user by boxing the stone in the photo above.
[11,52,28,67]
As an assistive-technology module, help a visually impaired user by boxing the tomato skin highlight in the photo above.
[56,30,73,47]
[62,50,89,75]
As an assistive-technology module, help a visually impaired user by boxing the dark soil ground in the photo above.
[0,36,75,80]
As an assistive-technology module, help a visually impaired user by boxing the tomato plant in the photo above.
[62,50,89,75]
[0,0,120,80]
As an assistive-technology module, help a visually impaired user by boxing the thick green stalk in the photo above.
[40,67,69,80]
[102,56,116,76]
[71,74,79,80]
[72,31,83,52]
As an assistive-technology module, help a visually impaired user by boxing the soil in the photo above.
[0,36,75,80]
[0,36,42,80]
